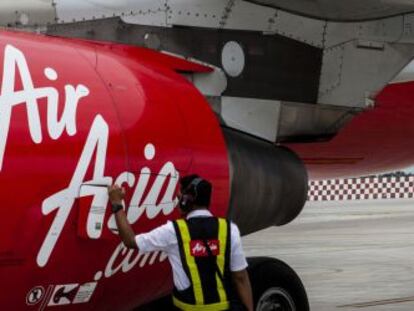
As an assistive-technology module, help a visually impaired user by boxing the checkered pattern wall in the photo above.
[308,176,414,201]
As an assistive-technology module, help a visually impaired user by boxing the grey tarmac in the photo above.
[242,199,414,311]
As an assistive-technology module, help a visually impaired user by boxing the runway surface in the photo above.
[242,199,414,311]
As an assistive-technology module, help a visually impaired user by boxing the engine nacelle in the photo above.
[223,128,308,235]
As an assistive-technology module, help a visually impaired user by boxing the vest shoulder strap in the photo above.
[173,219,204,304]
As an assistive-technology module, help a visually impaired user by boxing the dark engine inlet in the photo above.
[223,128,308,235]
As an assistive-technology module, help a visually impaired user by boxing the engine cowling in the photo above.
[223,128,308,235]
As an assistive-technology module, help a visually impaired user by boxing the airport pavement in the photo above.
[242,199,414,311]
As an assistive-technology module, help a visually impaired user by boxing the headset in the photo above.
[179,177,203,212]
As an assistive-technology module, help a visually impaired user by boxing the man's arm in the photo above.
[114,209,138,249]
[232,269,254,311]
[108,185,138,249]
[230,223,254,311]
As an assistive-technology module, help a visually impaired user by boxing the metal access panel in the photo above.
[47,18,323,103]
[217,30,322,102]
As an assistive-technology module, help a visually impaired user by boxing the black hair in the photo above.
[180,174,212,208]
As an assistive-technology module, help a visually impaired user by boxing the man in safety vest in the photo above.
[109,174,254,311]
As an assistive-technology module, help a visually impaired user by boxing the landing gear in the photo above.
[247,257,309,311]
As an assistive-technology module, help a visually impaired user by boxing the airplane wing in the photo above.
[245,0,414,22]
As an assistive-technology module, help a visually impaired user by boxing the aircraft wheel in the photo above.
[247,257,309,311]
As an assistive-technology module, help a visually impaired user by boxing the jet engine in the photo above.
[223,128,308,235]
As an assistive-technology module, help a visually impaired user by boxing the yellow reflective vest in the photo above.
[172,217,231,311]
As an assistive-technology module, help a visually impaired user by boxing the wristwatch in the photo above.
[111,203,123,214]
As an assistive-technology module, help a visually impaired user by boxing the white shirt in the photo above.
[135,210,248,290]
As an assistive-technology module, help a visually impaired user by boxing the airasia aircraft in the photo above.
[2,1,414,310]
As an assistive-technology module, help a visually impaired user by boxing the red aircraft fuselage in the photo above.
[290,81,414,180]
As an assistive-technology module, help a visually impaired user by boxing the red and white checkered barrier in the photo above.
[308,176,414,201]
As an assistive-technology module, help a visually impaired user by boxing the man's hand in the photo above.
[108,184,125,205]
[108,185,138,249]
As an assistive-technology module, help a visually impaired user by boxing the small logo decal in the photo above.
[26,286,45,306]
[190,240,220,257]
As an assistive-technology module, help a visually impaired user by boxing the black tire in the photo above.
[247,257,309,311]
